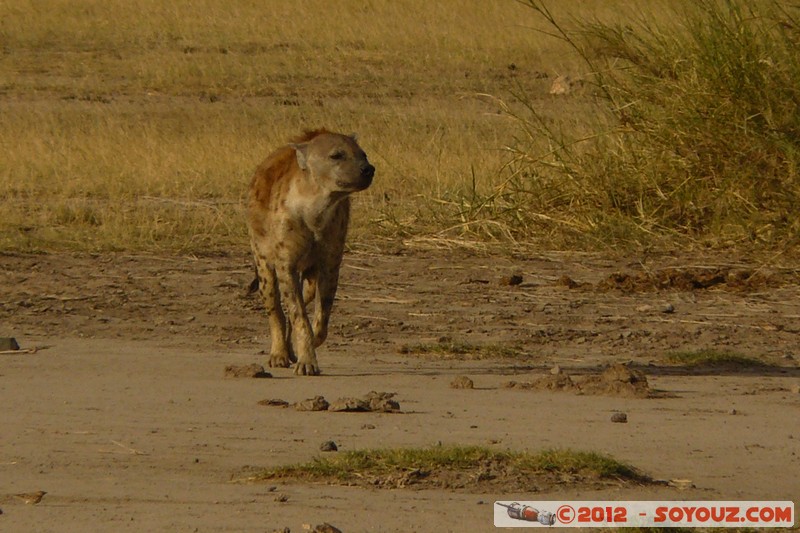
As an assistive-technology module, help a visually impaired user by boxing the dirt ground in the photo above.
[1,249,798,532]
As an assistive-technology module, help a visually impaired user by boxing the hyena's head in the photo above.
[290,132,374,193]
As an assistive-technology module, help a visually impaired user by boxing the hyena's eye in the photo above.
[329,150,346,160]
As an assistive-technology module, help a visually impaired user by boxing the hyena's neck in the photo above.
[285,177,349,240]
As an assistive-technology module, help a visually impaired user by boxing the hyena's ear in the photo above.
[348,133,358,142]
[289,143,309,170]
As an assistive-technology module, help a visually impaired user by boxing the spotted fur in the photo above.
[247,129,374,375]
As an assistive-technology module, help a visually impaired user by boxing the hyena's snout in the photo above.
[342,161,374,191]
[359,162,375,188]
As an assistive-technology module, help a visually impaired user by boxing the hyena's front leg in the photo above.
[311,204,349,348]
[274,263,319,376]
[255,258,295,368]
[312,254,343,348]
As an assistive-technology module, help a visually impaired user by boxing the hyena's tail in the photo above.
[247,276,260,296]
[247,265,260,296]
[302,277,316,306]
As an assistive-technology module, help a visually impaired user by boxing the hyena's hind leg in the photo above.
[254,258,295,367]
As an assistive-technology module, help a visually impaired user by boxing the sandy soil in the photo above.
[1,249,798,532]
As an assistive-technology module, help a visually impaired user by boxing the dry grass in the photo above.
[486,0,800,250]
[1,0,556,251]
[5,1,786,253]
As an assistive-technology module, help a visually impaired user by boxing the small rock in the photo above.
[312,524,343,533]
[538,373,575,391]
[556,275,579,288]
[320,440,338,452]
[328,398,370,412]
[274,493,289,503]
[611,412,628,423]
[550,365,562,375]
[361,424,376,430]
[13,491,47,504]
[0,337,20,351]
[501,380,534,389]
[258,399,290,408]
[790,384,800,394]
[450,376,474,389]
[669,478,694,490]
[364,391,396,402]
[549,74,573,95]
[271,528,290,533]
[218,278,240,288]
[660,303,675,314]
[729,408,738,415]
[500,274,523,286]
[635,304,654,313]
[328,392,400,412]
[224,364,272,378]
[295,396,330,411]
[368,396,401,412]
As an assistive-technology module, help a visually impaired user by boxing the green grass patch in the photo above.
[664,349,769,368]
[397,340,525,359]
[251,445,648,489]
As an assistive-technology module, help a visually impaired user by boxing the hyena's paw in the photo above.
[268,351,292,368]
[294,359,321,376]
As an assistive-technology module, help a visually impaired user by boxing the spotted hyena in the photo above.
[247,129,375,375]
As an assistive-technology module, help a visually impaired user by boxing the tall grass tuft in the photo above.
[462,0,800,250]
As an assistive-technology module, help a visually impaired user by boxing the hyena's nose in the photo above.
[358,163,374,189]
[362,163,375,180]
